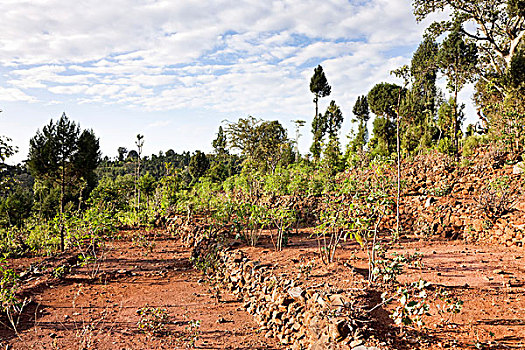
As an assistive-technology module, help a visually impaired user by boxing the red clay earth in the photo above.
[0,230,279,350]
[1,229,524,349]
[239,230,525,349]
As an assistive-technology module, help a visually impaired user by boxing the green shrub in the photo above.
[437,137,455,156]
[116,209,156,228]
[0,228,26,257]
[136,306,170,335]
[0,258,21,317]
[262,167,290,196]
[462,135,479,157]
[25,218,60,255]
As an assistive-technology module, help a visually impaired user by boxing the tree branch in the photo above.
[461,28,490,42]
[479,74,505,95]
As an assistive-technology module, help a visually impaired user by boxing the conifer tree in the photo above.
[309,65,331,162]
[28,113,100,250]
[438,23,478,153]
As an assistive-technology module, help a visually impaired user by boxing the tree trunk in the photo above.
[60,165,65,251]
[396,114,400,240]
[314,95,319,124]
[314,95,319,163]
[395,89,403,241]
[137,158,141,210]
[454,58,459,159]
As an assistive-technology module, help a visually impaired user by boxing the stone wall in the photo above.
[192,244,378,350]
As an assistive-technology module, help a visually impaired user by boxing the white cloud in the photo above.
[1,0,480,163]
[48,85,89,95]
[0,87,36,102]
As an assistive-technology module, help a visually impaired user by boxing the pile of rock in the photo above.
[197,248,376,350]
[399,149,525,246]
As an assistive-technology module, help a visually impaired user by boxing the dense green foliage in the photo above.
[349,95,370,153]
[414,0,525,154]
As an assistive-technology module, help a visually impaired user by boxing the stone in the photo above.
[513,162,524,175]
[288,286,304,299]
[350,339,364,347]
[309,334,330,350]
[328,294,346,308]
[425,197,435,208]
[352,346,368,350]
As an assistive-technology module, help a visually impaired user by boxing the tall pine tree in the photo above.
[28,113,100,250]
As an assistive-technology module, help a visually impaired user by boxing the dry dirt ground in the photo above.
[246,231,525,350]
[1,230,279,350]
[1,229,524,349]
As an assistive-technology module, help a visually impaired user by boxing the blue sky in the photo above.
[0,0,477,164]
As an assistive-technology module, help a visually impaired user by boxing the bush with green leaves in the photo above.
[157,163,184,211]
[190,177,222,218]
[462,135,480,158]
[436,288,464,324]
[232,202,268,246]
[0,258,19,313]
[1,204,118,259]
[372,250,423,286]
[0,257,29,333]
[348,159,395,278]
[26,219,59,255]
[314,194,358,264]
[0,185,33,228]
[89,174,134,213]
[438,137,456,156]
[136,306,170,336]
[385,279,431,332]
[0,227,27,257]
[268,206,296,251]
[261,166,291,196]
[66,206,117,268]
[314,158,395,265]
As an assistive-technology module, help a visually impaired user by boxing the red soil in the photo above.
[1,229,524,349]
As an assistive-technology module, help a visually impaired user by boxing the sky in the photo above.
[0,0,478,164]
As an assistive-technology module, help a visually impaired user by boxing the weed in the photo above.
[373,251,423,286]
[436,288,464,324]
[297,260,314,279]
[136,306,170,336]
[385,279,431,332]
[51,264,71,279]
[428,181,453,197]
[132,231,156,255]
[184,319,201,348]
[477,176,517,220]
